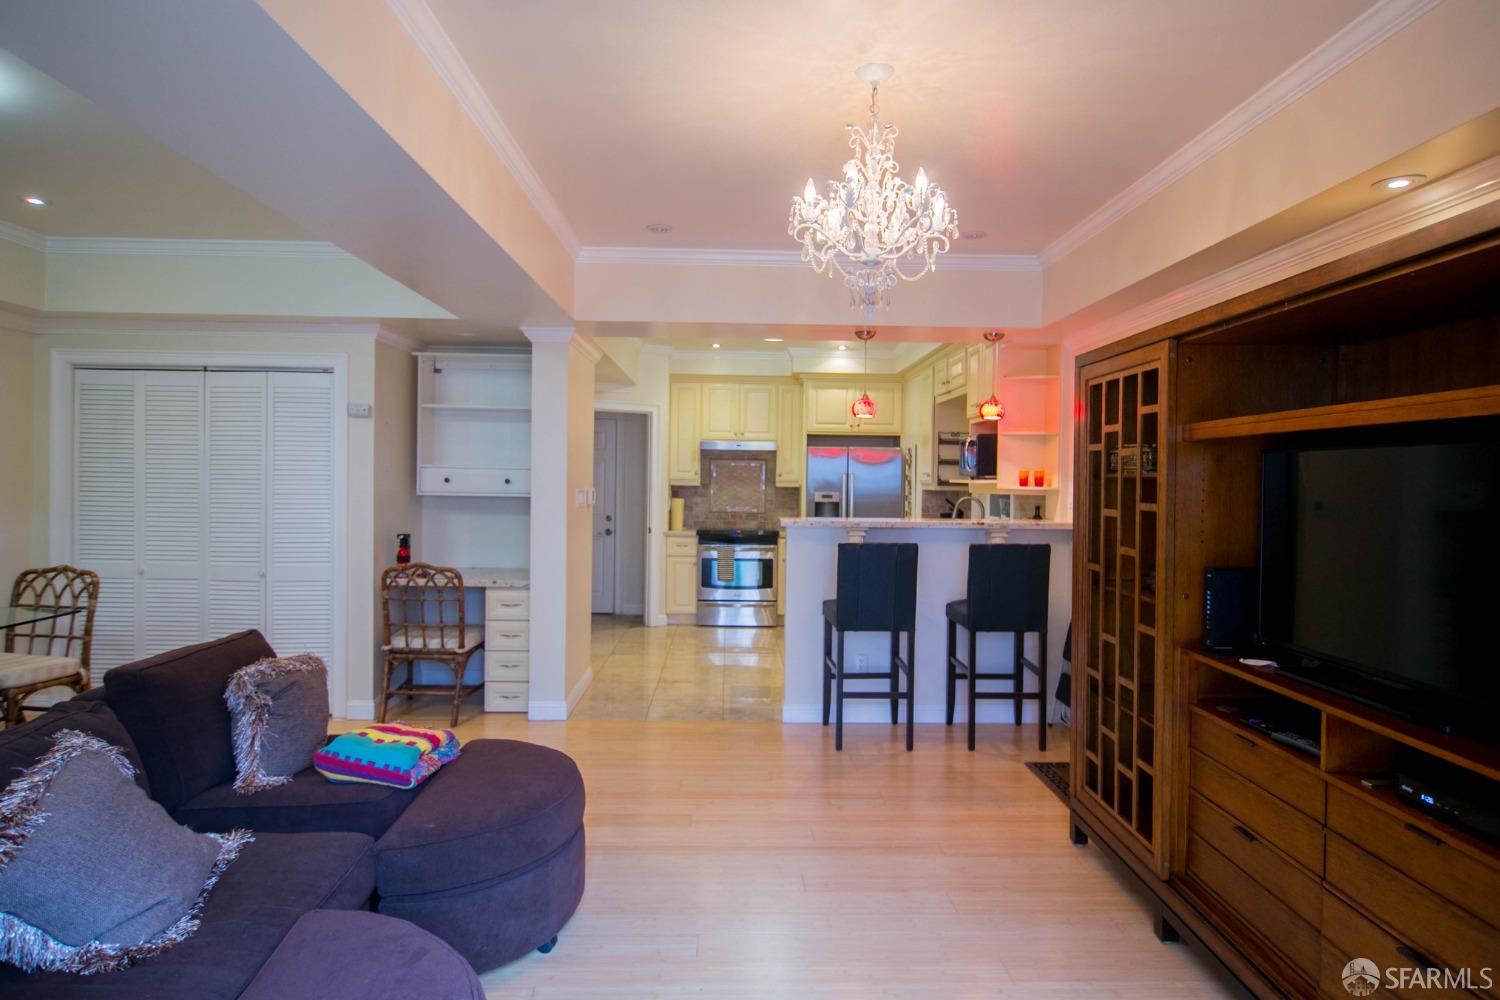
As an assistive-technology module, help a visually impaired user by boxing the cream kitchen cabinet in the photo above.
[669,382,703,485]
[665,532,698,617]
[699,382,777,441]
[774,383,803,486]
[934,349,967,400]
[965,340,998,421]
[802,382,902,434]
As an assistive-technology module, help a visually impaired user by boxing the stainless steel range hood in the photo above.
[700,440,777,451]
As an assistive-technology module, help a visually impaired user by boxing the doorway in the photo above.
[591,413,647,616]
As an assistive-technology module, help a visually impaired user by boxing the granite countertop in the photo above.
[780,517,1072,530]
[453,567,530,588]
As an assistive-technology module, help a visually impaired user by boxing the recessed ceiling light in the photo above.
[645,223,673,234]
[837,344,848,351]
[20,195,46,207]
[962,230,987,240]
[1372,174,1426,191]
[711,343,720,349]
[764,337,784,343]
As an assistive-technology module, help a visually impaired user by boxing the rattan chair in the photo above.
[378,564,484,727]
[1,566,99,726]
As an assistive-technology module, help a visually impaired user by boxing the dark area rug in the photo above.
[1025,761,1069,804]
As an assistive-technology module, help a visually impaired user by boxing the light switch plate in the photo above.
[347,402,372,418]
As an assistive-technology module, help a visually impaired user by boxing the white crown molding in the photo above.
[0,306,43,334]
[33,316,384,337]
[576,246,1041,272]
[520,324,577,343]
[1041,0,1441,267]
[45,237,350,258]
[0,220,47,252]
[375,325,423,351]
[385,0,580,259]
[572,333,605,363]
[1064,153,1500,355]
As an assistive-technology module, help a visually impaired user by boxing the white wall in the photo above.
[0,324,36,587]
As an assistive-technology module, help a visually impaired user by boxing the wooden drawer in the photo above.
[484,681,528,713]
[484,651,529,682]
[1185,832,1320,980]
[1188,792,1320,925]
[1320,890,1478,1000]
[1328,784,1500,929]
[1191,708,1325,820]
[1190,750,1324,873]
[484,589,530,621]
[1326,833,1498,996]
[418,465,529,496]
[484,620,529,650]
[665,535,697,557]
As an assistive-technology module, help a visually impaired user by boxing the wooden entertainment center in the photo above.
[1069,206,1500,999]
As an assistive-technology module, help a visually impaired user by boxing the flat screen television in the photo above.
[1258,430,1499,735]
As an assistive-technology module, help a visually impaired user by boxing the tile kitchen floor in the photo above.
[572,615,784,722]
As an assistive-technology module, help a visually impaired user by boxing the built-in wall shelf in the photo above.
[1183,385,1500,442]
[416,352,531,497]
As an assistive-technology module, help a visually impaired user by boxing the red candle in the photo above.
[1034,469,1046,488]
[1018,469,1030,487]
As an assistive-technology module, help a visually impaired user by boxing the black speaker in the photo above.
[1203,568,1254,652]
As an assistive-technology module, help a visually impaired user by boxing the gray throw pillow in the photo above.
[0,730,251,975]
[225,653,330,794]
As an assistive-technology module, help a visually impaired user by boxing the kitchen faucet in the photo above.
[951,495,986,520]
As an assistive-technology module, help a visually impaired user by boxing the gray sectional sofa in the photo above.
[0,630,587,999]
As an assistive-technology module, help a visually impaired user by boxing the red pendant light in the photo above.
[851,328,877,419]
[978,329,1006,421]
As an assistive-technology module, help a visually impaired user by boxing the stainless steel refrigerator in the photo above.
[806,443,904,518]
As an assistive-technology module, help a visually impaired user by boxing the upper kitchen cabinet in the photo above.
[803,379,902,434]
[416,352,531,496]
[669,381,703,485]
[934,348,967,400]
[774,384,803,487]
[700,382,777,441]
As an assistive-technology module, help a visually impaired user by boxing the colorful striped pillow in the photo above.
[312,724,460,789]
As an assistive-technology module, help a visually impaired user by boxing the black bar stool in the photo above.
[822,542,918,752]
[945,544,1051,751]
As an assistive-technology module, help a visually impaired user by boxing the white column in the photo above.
[523,326,601,719]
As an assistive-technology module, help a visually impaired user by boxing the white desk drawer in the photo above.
[419,466,529,496]
[484,681,528,712]
[484,590,530,621]
[666,536,697,557]
[484,651,529,681]
[485,621,529,650]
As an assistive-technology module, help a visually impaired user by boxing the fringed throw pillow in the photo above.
[0,730,251,975]
[225,653,330,794]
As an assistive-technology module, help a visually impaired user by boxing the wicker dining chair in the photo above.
[1,565,99,726]
[378,564,484,726]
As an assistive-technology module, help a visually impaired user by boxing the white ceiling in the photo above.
[426,0,1375,254]
[0,49,308,240]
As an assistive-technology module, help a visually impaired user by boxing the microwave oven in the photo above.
[960,434,997,479]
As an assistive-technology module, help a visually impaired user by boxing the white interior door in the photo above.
[206,371,268,637]
[591,416,617,613]
[266,372,335,659]
[139,371,207,653]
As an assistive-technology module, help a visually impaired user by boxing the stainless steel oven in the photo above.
[695,529,778,627]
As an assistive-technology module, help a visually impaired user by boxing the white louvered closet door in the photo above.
[139,371,207,654]
[74,369,143,677]
[206,372,268,637]
[266,372,335,660]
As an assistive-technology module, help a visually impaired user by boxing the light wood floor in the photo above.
[367,706,1237,999]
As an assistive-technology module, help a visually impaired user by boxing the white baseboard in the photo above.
[647,612,669,627]
[344,699,376,721]
[781,702,1045,725]
[528,667,595,721]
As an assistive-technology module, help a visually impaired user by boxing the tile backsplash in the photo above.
[673,449,801,530]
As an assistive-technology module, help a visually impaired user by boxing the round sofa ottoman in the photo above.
[372,739,586,971]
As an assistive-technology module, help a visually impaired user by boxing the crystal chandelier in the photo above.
[789,64,959,320]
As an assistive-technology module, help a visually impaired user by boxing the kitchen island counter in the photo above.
[780,517,1072,726]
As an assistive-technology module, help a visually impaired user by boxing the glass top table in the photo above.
[0,606,82,631]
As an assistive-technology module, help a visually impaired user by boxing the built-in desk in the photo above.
[779,518,1072,725]
[454,568,530,712]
